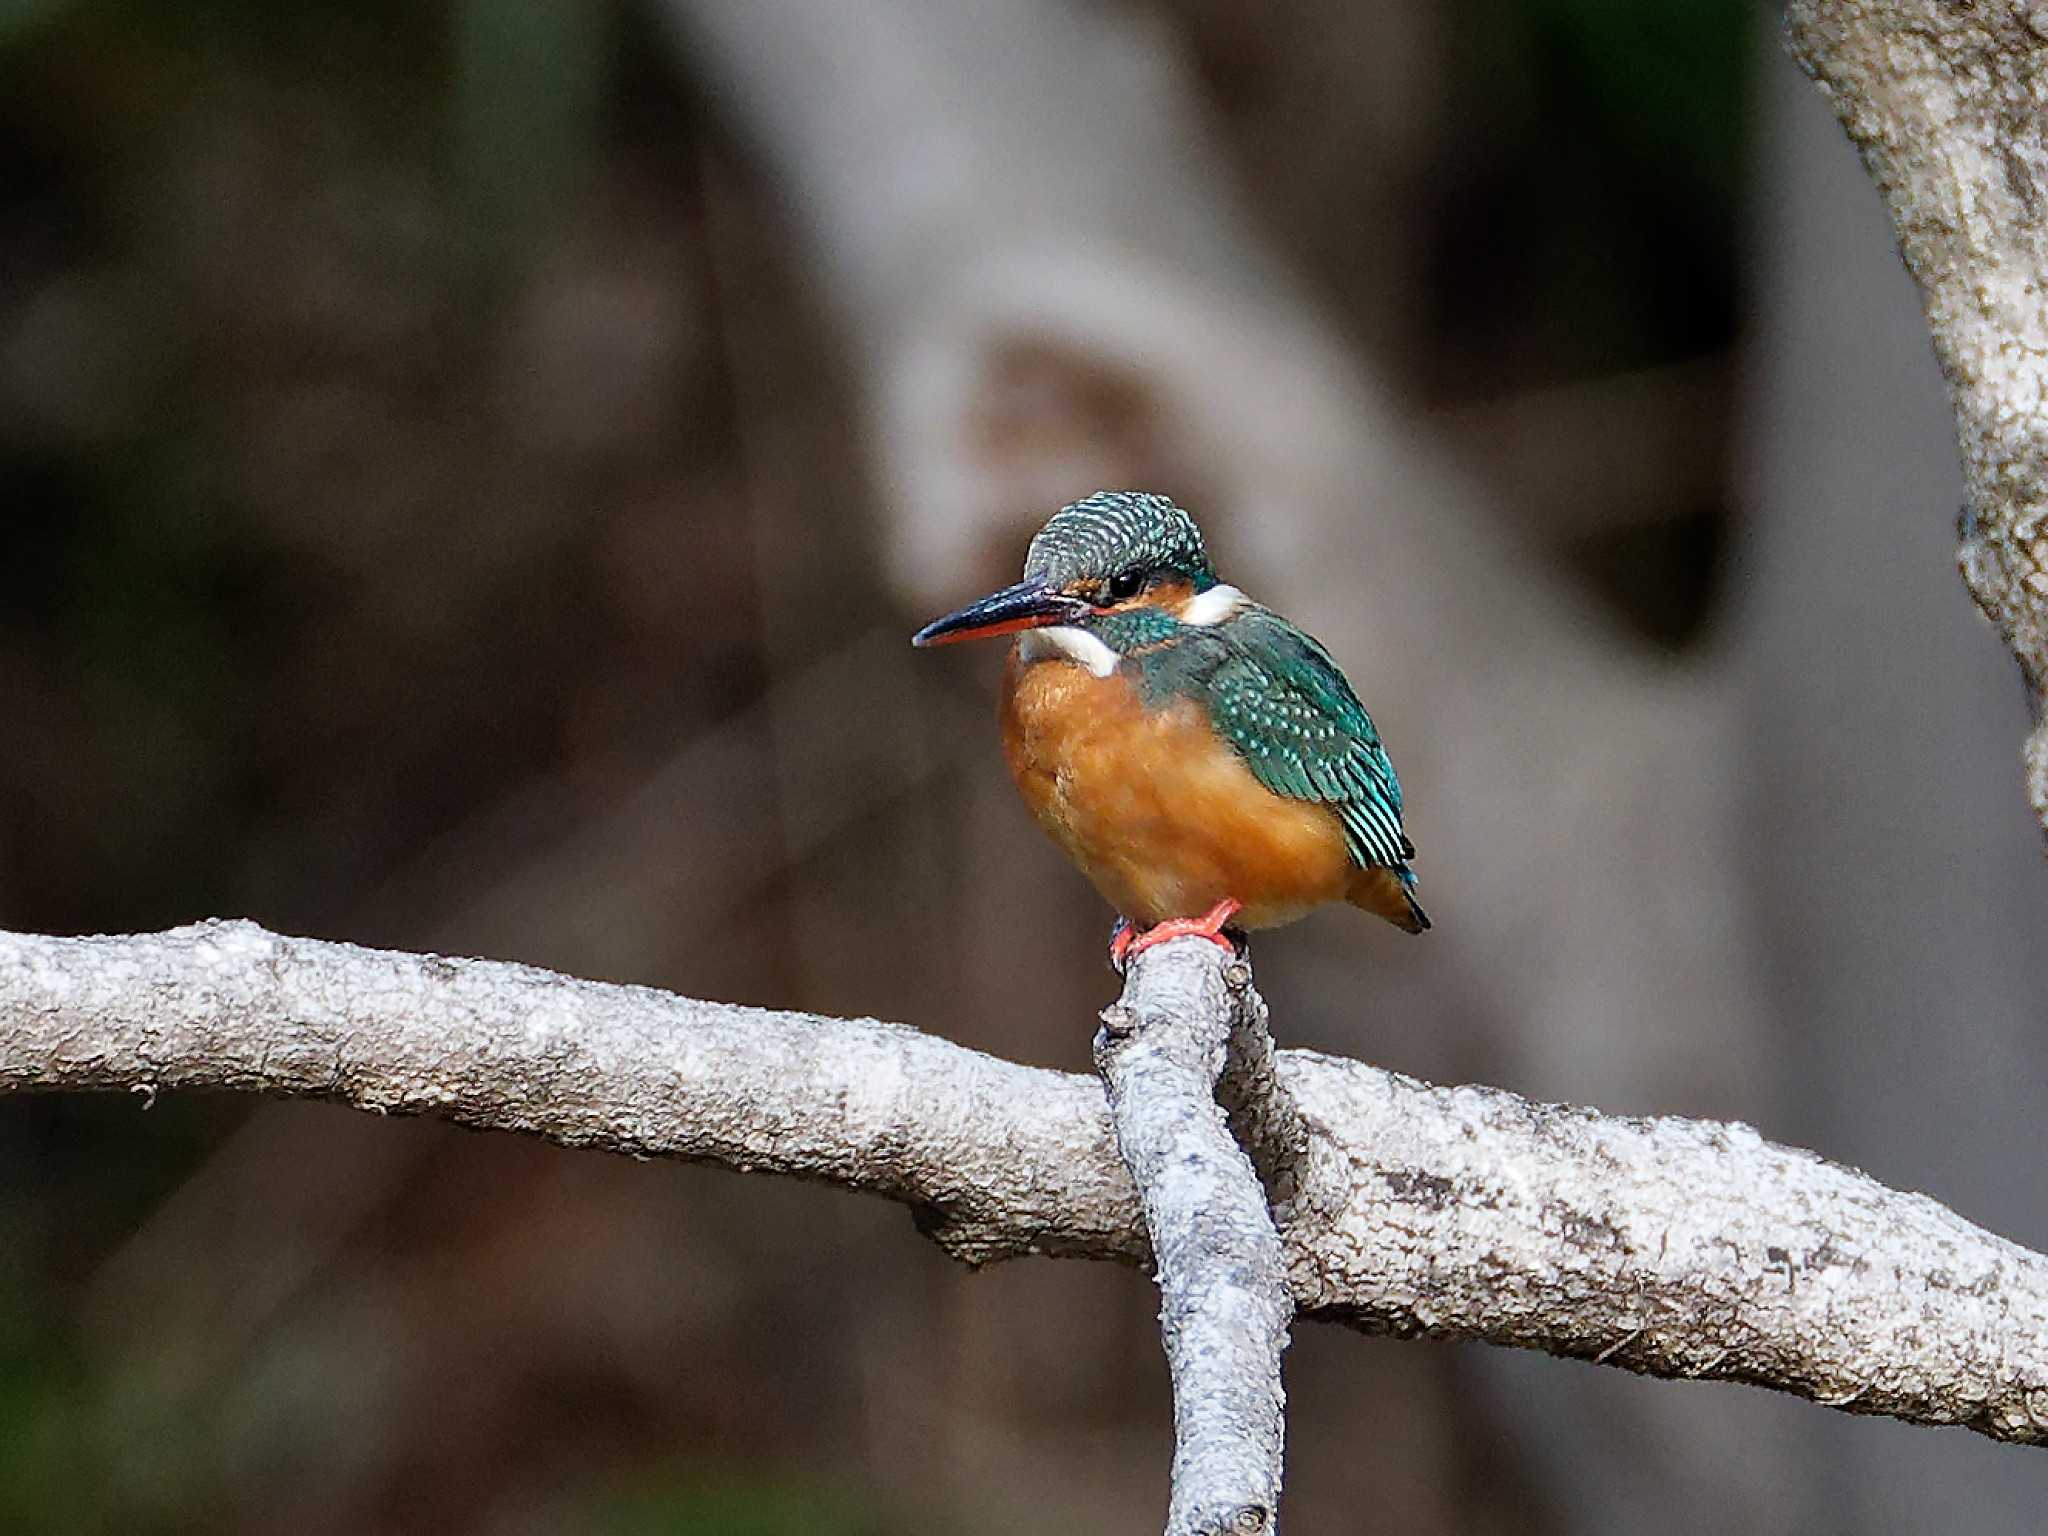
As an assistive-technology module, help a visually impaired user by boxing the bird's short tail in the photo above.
[1347,864,1431,934]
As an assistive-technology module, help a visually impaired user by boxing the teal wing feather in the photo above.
[1195,608,1414,873]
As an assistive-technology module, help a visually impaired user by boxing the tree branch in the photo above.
[1786,0,2048,837]
[6,920,2048,1450]
[1096,944,1290,1536]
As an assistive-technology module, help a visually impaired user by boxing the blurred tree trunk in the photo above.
[662,0,1772,1098]
[657,3,1784,1526]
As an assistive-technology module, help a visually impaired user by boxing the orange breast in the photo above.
[999,647,1353,929]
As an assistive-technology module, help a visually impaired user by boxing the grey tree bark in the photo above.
[8,919,2048,1475]
[1096,949,1291,1536]
[1787,0,2048,835]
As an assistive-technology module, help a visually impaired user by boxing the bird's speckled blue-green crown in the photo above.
[1023,491,1217,593]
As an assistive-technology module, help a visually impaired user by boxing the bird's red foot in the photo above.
[1109,899,1244,973]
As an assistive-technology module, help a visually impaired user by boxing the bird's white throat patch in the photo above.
[1179,583,1246,626]
[1019,625,1119,677]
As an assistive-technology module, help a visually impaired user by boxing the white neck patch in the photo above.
[1179,583,1246,627]
[1018,625,1119,678]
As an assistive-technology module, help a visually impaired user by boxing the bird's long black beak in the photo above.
[910,581,1092,648]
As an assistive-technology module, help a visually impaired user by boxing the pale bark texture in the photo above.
[1786,0,2048,834]
[1095,949,1291,1536]
[8,920,2048,1458]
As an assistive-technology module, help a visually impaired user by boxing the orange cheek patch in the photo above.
[1138,579,1196,616]
[1082,578,1195,619]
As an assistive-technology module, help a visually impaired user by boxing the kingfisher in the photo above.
[911,490,1428,968]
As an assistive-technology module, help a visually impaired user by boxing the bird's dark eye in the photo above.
[1107,570,1144,601]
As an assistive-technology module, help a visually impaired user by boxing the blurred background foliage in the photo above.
[0,0,1770,1531]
